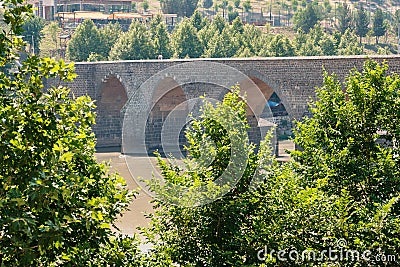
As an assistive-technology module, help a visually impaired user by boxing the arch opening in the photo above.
[95,75,128,151]
[145,77,189,157]
[238,76,292,157]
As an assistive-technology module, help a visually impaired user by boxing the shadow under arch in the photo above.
[238,72,292,155]
[95,75,128,151]
[145,77,189,157]
[242,70,293,120]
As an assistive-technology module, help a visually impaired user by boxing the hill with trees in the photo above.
[62,10,373,62]
[5,0,398,61]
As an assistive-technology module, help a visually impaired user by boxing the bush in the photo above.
[144,61,400,266]
[0,1,142,265]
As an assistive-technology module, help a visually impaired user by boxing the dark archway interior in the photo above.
[240,77,290,154]
[95,76,128,150]
[143,77,290,156]
[262,92,288,118]
[145,78,188,156]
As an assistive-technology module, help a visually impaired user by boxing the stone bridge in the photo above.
[51,55,400,154]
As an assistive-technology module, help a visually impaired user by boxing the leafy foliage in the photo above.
[259,34,295,57]
[354,5,369,43]
[144,60,400,267]
[228,10,239,22]
[152,20,172,59]
[66,19,102,62]
[243,0,252,12]
[337,28,363,55]
[144,89,276,266]
[204,28,239,57]
[0,1,141,265]
[39,21,61,58]
[293,60,400,204]
[291,60,400,266]
[142,0,150,12]
[98,22,123,59]
[60,8,400,62]
[190,10,207,31]
[336,3,353,34]
[109,21,153,60]
[373,8,386,44]
[161,0,199,17]
[171,18,202,58]
[21,15,44,54]
[294,3,320,33]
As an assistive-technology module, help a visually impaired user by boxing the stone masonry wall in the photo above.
[49,56,400,152]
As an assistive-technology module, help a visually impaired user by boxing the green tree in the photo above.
[293,3,320,33]
[373,8,386,44]
[0,1,141,265]
[243,0,251,12]
[190,10,206,31]
[259,34,295,57]
[87,52,107,61]
[142,0,149,12]
[153,21,172,58]
[21,15,44,54]
[204,28,239,57]
[109,21,153,60]
[237,24,263,55]
[142,82,398,267]
[291,61,400,263]
[203,0,213,9]
[319,34,336,55]
[98,22,122,59]
[294,25,328,56]
[131,2,137,12]
[39,21,61,58]
[355,5,369,43]
[323,0,332,16]
[297,37,323,56]
[292,0,298,11]
[198,23,217,53]
[336,3,352,34]
[337,28,363,55]
[212,14,228,33]
[234,0,240,8]
[235,46,253,57]
[161,0,199,17]
[231,16,244,34]
[293,59,400,205]
[171,18,202,58]
[144,88,277,266]
[141,59,399,267]
[228,10,239,22]
[66,19,101,62]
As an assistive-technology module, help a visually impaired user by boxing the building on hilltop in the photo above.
[56,0,138,14]
[27,0,140,20]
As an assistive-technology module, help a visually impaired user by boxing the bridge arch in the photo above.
[242,69,293,120]
[145,77,189,156]
[237,71,292,154]
[95,74,128,150]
